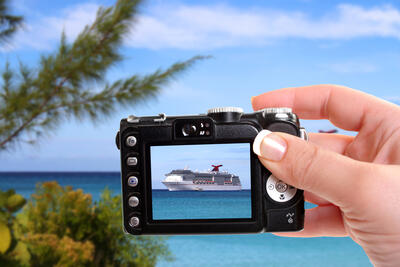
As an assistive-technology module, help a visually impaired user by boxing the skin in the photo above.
[251,85,400,267]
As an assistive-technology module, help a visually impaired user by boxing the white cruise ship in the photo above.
[161,165,242,191]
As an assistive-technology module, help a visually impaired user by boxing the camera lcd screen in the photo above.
[150,143,252,220]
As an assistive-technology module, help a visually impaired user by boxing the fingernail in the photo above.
[253,130,287,161]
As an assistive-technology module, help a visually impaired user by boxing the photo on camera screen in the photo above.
[150,143,252,220]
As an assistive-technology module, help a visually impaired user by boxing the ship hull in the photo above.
[162,181,241,191]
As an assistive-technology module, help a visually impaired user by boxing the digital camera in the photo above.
[115,107,307,235]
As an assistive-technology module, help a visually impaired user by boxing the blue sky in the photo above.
[1,0,400,171]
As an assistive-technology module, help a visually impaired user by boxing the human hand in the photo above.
[251,85,400,266]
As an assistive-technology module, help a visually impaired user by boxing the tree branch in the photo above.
[0,0,142,149]
[0,0,209,151]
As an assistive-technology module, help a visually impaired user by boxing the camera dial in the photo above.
[207,107,244,114]
[207,107,243,122]
[261,107,292,114]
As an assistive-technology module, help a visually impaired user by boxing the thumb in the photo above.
[253,130,368,206]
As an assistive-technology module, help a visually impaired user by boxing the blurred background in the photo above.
[1,0,400,266]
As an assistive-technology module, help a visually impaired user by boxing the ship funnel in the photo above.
[211,165,223,172]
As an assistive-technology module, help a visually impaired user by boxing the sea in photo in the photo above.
[152,190,252,220]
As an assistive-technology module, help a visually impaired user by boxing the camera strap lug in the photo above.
[154,113,167,122]
[127,115,140,123]
[300,127,308,141]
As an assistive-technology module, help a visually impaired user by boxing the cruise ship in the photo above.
[161,165,242,191]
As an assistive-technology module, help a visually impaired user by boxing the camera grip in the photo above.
[262,121,305,232]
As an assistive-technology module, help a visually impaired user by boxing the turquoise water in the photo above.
[152,190,252,219]
[0,172,371,266]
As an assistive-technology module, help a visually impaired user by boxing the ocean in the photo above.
[152,190,252,220]
[0,172,371,267]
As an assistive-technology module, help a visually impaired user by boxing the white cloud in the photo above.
[4,3,98,51]
[4,2,400,51]
[128,3,400,49]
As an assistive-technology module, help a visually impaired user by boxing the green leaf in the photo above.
[0,190,8,207]
[0,221,11,253]
[0,0,23,44]
[9,241,31,265]
[6,194,26,212]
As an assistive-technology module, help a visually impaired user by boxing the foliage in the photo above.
[0,0,23,44]
[0,189,29,266]
[0,0,207,150]
[15,181,172,267]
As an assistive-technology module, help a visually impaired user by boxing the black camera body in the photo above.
[116,107,307,235]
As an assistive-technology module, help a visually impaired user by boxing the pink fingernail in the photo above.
[253,130,287,161]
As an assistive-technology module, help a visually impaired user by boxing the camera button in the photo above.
[127,176,139,187]
[266,174,296,202]
[128,196,139,207]
[275,182,288,193]
[127,157,138,166]
[126,136,137,147]
[129,216,140,227]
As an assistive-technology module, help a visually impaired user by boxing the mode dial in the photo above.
[261,107,292,114]
[207,107,243,122]
[207,107,244,114]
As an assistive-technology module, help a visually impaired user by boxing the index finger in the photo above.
[251,84,393,131]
